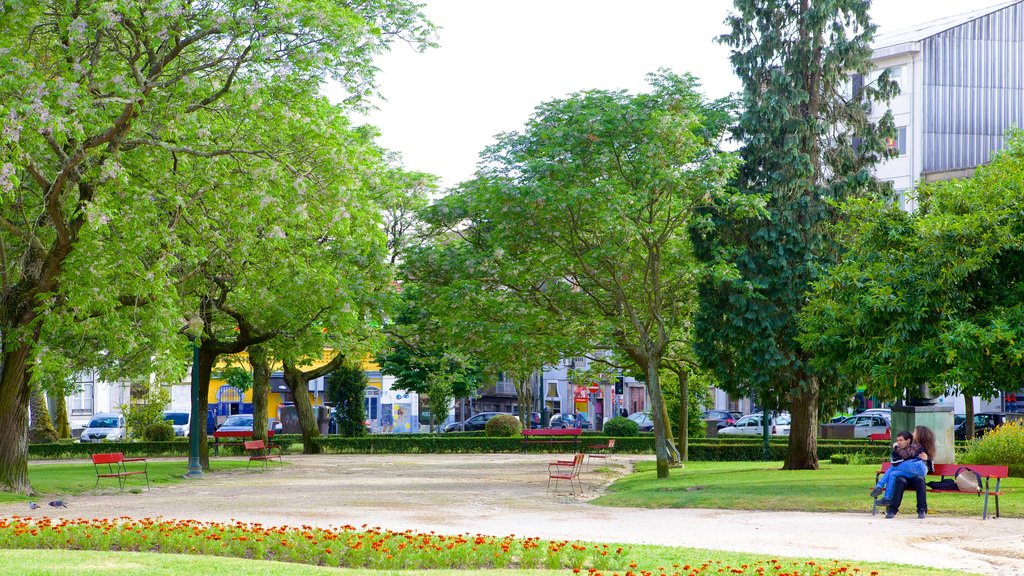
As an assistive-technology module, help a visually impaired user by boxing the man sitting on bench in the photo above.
[885,475,928,519]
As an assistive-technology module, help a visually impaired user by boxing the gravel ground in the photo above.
[2,453,1022,575]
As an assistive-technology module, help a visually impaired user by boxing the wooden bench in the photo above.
[872,461,1008,519]
[521,428,582,452]
[868,431,891,441]
[91,452,149,491]
[244,440,282,471]
[212,429,274,455]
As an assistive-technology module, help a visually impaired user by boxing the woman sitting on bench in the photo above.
[871,426,935,506]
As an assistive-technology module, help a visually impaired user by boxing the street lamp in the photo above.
[185,342,203,478]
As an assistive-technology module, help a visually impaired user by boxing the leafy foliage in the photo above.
[142,421,176,442]
[695,0,896,469]
[326,363,369,438]
[800,132,1024,402]
[483,414,522,437]
[961,421,1024,477]
[602,417,640,437]
[219,368,253,394]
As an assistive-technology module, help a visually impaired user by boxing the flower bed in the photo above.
[0,516,873,576]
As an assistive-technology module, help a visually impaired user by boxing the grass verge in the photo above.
[0,542,972,576]
[592,460,1021,517]
[0,459,254,504]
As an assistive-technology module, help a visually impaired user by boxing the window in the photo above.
[70,372,96,415]
[364,386,380,420]
[886,126,907,156]
[887,65,904,93]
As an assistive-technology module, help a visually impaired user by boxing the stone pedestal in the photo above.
[891,404,955,464]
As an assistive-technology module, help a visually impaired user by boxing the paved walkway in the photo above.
[2,453,1022,575]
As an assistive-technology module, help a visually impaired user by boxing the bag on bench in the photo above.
[926,478,959,490]
[953,467,983,493]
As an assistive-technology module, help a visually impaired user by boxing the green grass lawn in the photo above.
[0,545,972,576]
[593,460,1021,517]
[0,459,253,504]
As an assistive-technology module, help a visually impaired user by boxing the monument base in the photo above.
[891,404,955,464]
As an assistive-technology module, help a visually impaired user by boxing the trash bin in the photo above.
[706,420,722,437]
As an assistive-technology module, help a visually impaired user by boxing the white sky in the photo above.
[351,0,1008,189]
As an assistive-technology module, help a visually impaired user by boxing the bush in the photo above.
[961,421,1024,477]
[484,414,522,437]
[602,416,639,437]
[143,421,175,442]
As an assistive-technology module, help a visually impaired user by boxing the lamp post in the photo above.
[185,342,203,478]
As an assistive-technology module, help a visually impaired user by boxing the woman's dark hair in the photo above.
[914,425,936,458]
[896,430,913,442]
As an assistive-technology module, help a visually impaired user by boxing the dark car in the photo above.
[442,411,506,433]
[548,412,591,430]
[955,412,1024,440]
[702,409,739,429]
[521,411,541,429]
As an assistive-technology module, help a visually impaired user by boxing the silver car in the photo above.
[841,414,891,438]
[80,413,126,443]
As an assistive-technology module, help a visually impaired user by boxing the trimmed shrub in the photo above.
[602,416,639,437]
[484,414,522,437]
[143,421,175,442]
[961,421,1024,477]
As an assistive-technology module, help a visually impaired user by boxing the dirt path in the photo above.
[2,453,1022,575]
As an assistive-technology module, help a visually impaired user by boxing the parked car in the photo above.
[442,411,507,433]
[80,413,126,443]
[955,412,1024,440]
[216,414,255,433]
[162,411,191,437]
[702,409,740,429]
[626,411,654,432]
[718,413,791,436]
[839,413,891,439]
[549,412,591,430]
[520,411,541,429]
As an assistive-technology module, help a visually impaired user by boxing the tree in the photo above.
[695,0,896,470]
[800,132,1024,433]
[326,361,369,437]
[0,0,433,492]
[422,71,746,478]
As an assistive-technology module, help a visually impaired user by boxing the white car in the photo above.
[840,413,891,439]
[80,413,126,443]
[162,411,191,437]
[718,413,791,436]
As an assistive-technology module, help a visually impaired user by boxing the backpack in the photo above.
[926,478,959,491]
[953,467,983,493]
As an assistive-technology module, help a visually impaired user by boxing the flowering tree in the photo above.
[0,0,432,493]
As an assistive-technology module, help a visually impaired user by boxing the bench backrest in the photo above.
[880,461,1008,478]
[244,440,266,450]
[213,429,275,438]
[933,463,1008,478]
[522,428,581,437]
[91,452,123,465]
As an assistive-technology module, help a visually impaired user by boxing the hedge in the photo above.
[28,434,894,462]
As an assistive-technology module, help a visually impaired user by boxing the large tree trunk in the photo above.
[964,393,976,439]
[195,346,217,470]
[250,346,271,442]
[645,357,674,479]
[29,386,59,444]
[0,344,34,494]
[783,375,820,470]
[53,392,71,439]
[283,362,323,454]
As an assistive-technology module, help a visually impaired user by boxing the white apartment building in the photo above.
[869,0,1024,208]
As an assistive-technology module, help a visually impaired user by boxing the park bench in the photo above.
[91,452,149,491]
[212,429,275,455]
[867,431,891,441]
[244,439,282,471]
[547,453,585,496]
[872,461,1008,519]
[521,428,581,452]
